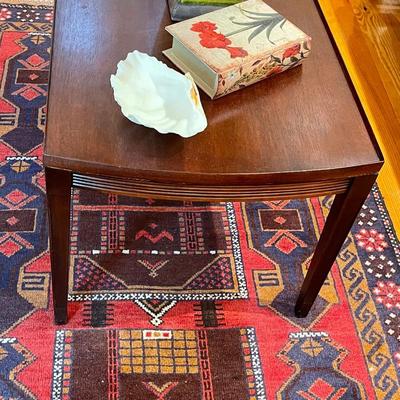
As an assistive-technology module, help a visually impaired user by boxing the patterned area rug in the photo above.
[1,2,400,399]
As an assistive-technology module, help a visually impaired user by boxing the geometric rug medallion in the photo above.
[69,190,247,302]
[51,328,265,400]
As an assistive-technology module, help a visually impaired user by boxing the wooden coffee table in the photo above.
[45,0,383,324]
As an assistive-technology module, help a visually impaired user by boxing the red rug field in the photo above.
[0,2,400,399]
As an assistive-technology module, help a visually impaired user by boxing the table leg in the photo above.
[295,174,377,318]
[45,167,72,324]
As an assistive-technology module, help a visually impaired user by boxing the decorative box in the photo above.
[164,0,312,98]
[168,0,243,22]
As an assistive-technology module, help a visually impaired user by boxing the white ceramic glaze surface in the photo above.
[110,51,208,138]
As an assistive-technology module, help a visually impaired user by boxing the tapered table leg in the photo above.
[295,174,377,318]
[45,167,72,325]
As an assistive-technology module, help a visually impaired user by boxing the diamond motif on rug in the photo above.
[19,87,41,101]
[6,216,18,226]
[274,235,298,254]
[5,189,27,205]
[0,238,22,257]
[26,54,45,67]
[298,378,347,400]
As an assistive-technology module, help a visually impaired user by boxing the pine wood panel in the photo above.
[318,0,400,233]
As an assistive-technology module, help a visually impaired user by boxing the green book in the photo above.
[168,0,243,22]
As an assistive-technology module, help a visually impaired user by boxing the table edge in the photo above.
[43,153,383,186]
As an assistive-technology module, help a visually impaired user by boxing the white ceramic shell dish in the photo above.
[110,51,207,138]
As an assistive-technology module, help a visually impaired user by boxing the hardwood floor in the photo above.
[318,0,400,233]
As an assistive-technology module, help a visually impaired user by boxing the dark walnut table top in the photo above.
[44,0,383,186]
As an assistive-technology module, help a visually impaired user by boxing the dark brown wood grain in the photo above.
[45,167,72,324]
[44,0,384,323]
[44,0,382,185]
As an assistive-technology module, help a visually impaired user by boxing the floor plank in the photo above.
[318,0,400,234]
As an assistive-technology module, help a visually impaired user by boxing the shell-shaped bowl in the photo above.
[110,51,207,138]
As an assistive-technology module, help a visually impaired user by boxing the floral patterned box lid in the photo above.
[165,0,310,74]
[165,0,311,98]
